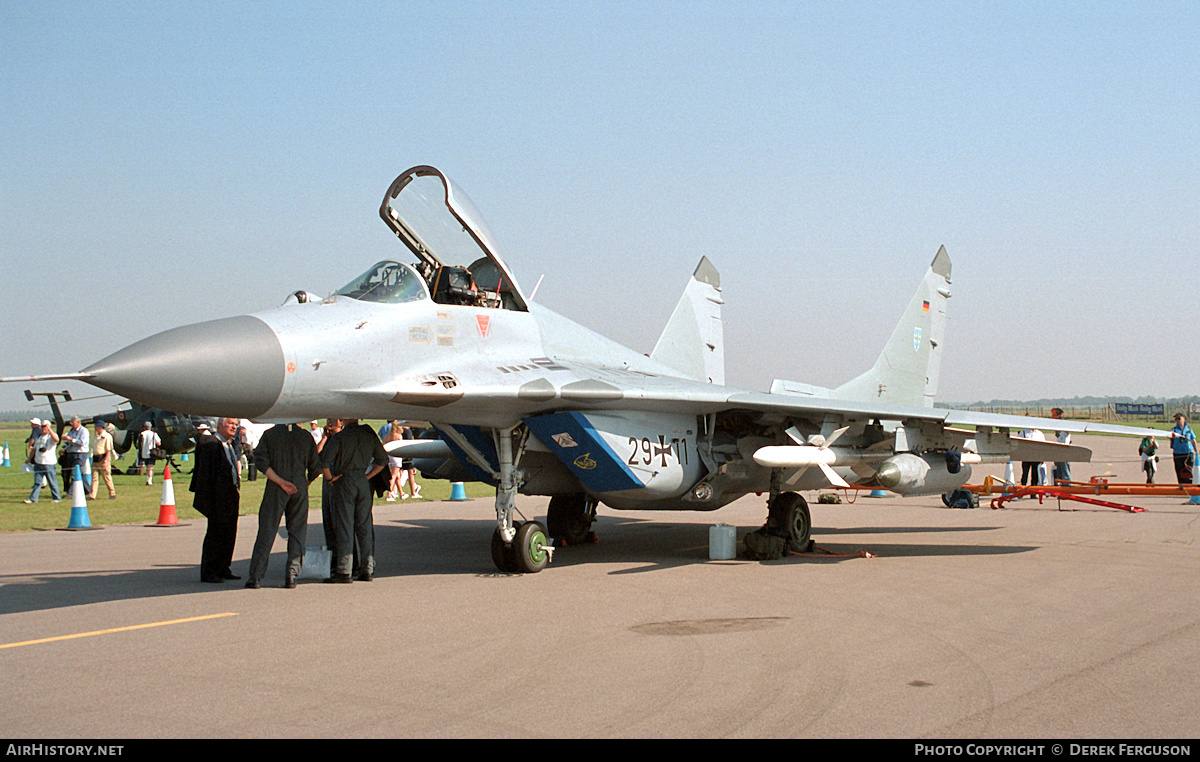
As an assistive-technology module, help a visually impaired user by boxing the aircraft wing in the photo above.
[1005,438,1093,464]
[346,358,1163,440]
[734,393,1164,438]
[378,359,1169,506]
[940,408,1162,436]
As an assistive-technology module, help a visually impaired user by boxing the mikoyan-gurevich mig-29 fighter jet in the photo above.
[4,165,1163,573]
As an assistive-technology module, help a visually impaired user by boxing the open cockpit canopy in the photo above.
[379,166,528,311]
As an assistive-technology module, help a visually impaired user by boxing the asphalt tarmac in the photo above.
[1,434,1197,738]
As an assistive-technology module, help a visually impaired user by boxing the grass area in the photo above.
[0,422,493,532]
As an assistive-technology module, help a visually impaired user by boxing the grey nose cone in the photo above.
[82,316,285,419]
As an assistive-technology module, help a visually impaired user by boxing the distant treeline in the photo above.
[940,396,1199,422]
[955,395,1199,408]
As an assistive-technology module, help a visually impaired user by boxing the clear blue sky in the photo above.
[2,1,1197,418]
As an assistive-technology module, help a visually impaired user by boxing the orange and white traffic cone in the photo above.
[150,463,179,526]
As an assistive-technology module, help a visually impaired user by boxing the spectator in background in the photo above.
[1169,414,1196,484]
[401,424,421,499]
[25,418,41,458]
[1139,434,1159,484]
[383,420,405,501]
[1050,408,1071,485]
[89,420,116,499]
[60,415,90,494]
[24,420,61,504]
[138,421,162,486]
[1019,428,1045,487]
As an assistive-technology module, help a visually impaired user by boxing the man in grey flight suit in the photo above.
[320,419,388,583]
[246,423,322,589]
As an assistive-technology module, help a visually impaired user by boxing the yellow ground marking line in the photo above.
[0,613,238,650]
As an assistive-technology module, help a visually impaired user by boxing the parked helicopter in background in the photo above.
[24,390,215,473]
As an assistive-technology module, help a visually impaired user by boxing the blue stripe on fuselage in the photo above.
[523,412,643,493]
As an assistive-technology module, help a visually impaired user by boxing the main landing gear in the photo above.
[744,489,813,561]
[766,490,812,553]
[546,493,597,546]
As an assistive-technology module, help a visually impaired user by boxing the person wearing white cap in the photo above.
[25,418,41,463]
[24,420,61,503]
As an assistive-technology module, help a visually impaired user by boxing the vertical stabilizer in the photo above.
[650,257,725,384]
[831,246,951,407]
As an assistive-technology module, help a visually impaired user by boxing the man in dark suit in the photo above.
[191,416,242,583]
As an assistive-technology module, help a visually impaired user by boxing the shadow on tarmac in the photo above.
[0,514,1037,615]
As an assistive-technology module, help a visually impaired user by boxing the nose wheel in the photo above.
[491,520,551,573]
[491,522,520,572]
[474,423,553,573]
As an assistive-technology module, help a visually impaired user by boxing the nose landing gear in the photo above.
[491,521,552,573]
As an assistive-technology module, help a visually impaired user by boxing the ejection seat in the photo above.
[430,266,480,306]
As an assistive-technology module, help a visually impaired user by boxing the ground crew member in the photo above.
[246,423,321,589]
[320,419,388,583]
[316,418,342,562]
